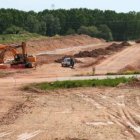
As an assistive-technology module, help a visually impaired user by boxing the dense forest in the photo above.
[0,8,140,41]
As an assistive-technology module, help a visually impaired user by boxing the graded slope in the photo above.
[95,44,140,74]
[27,34,104,54]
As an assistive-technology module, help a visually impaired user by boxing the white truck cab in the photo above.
[61,57,75,68]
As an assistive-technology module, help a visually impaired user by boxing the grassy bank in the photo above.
[0,33,45,44]
[23,77,134,91]
[107,71,140,75]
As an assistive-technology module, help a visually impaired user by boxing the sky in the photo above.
[0,0,140,13]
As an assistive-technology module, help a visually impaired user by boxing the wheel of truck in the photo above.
[25,62,33,68]
[61,63,65,67]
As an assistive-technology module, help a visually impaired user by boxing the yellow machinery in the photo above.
[0,42,36,68]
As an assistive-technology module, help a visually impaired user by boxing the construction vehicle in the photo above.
[61,57,75,68]
[0,42,36,68]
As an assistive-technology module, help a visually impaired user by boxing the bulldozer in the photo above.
[0,42,36,68]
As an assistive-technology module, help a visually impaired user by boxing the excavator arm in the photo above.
[0,44,19,63]
[0,42,36,68]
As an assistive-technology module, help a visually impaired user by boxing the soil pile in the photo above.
[135,39,140,43]
[119,64,140,73]
[74,41,131,58]
[119,65,137,72]
[55,56,81,63]
[126,78,140,88]
[27,35,104,54]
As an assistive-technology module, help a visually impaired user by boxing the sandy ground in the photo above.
[95,44,140,74]
[0,36,140,140]
[27,35,105,55]
[0,83,140,140]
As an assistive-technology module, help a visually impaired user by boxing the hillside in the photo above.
[27,34,105,54]
[95,44,140,74]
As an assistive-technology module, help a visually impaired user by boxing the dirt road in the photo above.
[0,72,140,140]
[0,84,140,140]
[1,74,140,85]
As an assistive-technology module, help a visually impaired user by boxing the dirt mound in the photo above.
[74,41,130,58]
[55,56,81,63]
[119,65,137,73]
[95,43,140,75]
[55,138,88,140]
[79,56,105,68]
[106,41,131,51]
[119,63,140,73]
[135,39,140,43]
[27,35,104,54]
[126,78,140,88]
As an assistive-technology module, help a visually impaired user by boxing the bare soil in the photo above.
[0,35,140,140]
[27,34,105,55]
[0,83,139,140]
[95,44,140,74]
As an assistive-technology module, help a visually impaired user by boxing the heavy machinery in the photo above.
[0,42,36,68]
[61,57,75,68]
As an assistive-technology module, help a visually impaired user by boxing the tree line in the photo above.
[0,8,140,41]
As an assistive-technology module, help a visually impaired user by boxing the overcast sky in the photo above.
[0,0,140,12]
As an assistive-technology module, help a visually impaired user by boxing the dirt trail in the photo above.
[0,86,139,140]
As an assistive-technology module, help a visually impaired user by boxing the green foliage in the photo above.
[107,71,140,75]
[66,28,76,35]
[98,24,113,41]
[78,25,113,41]
[24,77,134,91]
[0,8,140,40]
[4,25,25,34]
[42,14,61,36]
[78,26,99,37]
[0,33,44,44]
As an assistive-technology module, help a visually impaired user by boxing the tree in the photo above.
[25,14,40,33]
[78,26,99,37]
[66,28,76,35]
[43,14,61,36]
[1,8,140,40]
[4,25,25,34]
[98,24,113,41]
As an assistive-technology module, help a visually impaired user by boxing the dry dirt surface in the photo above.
[0,35,140,140]
[0,83,140,140]
[27,34,105,55]
[95,44,140,74]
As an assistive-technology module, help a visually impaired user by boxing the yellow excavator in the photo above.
[0,42,36,68]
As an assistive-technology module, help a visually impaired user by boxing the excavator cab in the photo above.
[0,42,36,68]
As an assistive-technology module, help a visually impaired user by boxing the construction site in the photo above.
[0,34,140,140]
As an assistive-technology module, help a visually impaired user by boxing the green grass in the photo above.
[0,33,45,44]
[122,71,140,75]
[23,77,134,91]
[107,71,140,75]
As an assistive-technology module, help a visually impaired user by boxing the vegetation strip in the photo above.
[1,9,140,41]
[23,77,134,91]
[0,33,44,44]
